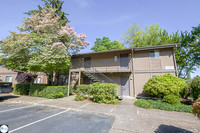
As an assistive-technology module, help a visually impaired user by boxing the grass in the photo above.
[134,99,192,113]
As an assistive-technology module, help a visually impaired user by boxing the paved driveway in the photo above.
[0,94,200,133]
[0,102,114,133]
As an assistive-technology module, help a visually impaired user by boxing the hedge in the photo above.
[13,83,30,95]
[134,99,192,113]
[75,82,119,104]
[13,83,72,99]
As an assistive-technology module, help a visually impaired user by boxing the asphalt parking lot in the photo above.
[0,102,114,133]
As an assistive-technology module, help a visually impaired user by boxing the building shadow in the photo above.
[154,124,193,133]
[0,94,19,102]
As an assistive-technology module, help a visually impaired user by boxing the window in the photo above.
[5,76,12,82]
[150,50,160,58]
[0,76,2,81]
[34,77,42,84]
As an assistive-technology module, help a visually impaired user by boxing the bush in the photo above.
[13,83,71,99]
[162,94,180,105]
[29,84,48,96]
[13,83,30,95]
[30,84,71,99]
[191,76,200,100]
[144,74,188,98]
[75,83,119,104]
[134,99,151,109]
[38,86,68,99]
[134,99,192,113]
[180,80,192,99]
[192,98,200,118]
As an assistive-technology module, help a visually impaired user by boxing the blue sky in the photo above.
[0,0,200,77]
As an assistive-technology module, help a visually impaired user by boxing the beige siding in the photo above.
[133,48,175,71]
[104,73,133,96]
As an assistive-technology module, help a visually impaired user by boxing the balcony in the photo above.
[70,57,132,73]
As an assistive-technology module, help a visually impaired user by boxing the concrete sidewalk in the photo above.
[1,93,200,133]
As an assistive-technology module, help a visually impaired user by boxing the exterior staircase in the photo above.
[82,71,100,82]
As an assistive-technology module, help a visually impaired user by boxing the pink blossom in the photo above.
[51,42,65,48]
[84,41,90,46]
[78,33,87,39]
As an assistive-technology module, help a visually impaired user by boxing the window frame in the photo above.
[150,50,160,58]
[5,76,12,82]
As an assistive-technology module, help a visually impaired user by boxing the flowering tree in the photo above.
[0,8,89,85]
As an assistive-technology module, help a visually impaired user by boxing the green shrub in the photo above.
[191,76,200,100]
[13,83,30,95]
[38,86,68,99]
[180,80,192,99]
[134,99,192,113]
[75,83,119,104]
[13,83,71,99]
[134,99,151,109]
[144,73,188,98]
[30,85,70,99]
[192,98,200,118]
[162,94,180,104]
[29,84,47,96]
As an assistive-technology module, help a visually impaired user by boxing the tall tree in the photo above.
[123,23,180,47]
[176,26,200,79]
[122,23,200,79]
[0,8,89,85]
[25,0,69,26]
[91,36,125,52]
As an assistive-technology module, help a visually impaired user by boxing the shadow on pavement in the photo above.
[154,124,193,133]
[0,94,19,102]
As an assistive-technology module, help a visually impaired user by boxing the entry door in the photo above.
[120,53,129,69]
[84,57,91,69]
[120,76,130,96]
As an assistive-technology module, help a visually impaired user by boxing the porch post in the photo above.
[67,71,71,97]
[78,70,81,85]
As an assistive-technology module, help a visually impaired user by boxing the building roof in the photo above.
[72,43,180,57]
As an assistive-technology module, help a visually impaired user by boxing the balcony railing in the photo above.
[71,58,132,72]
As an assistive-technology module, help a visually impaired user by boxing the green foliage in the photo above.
[176,26,200,79]
[13,83,71,99]
[134,99,151,109]
[191,76,200,100]
[134,99,192,113]
[192,98,200,118]
[75,83,119,104]
[29,84,48,96]
[25,0,69,26]
[180,80,192,99]
[91,36,125,52]
[144,74,188,98]
[13,83,30,95]
[123,23,180,47]
[30,85,71,99]
[162,94,180,105]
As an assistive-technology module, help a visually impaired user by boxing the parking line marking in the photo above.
[9,109,70,133]
[0,105,36,113]
[79,103,90,109]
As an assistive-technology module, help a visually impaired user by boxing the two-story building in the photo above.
[69,44,179,97]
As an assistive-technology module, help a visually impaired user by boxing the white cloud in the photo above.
[72,0,95,8]
[73,13,139,26]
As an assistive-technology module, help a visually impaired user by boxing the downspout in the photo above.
[172,46,178,77]
[67,71,71,97]
[132,48,136,97]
